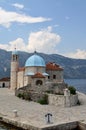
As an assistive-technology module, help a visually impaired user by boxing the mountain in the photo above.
[0,49,86,79]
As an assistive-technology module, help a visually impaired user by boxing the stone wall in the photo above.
[46,70,63,83]
[70,94,78,106]
[45,82,68,94]
[0,116,78,130]
[16,82,67,95]
[15,89,46,102]
[48,94,78,107]
[41,122,78,130]
[48,94,64,107]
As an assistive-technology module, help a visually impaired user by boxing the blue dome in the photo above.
[12,50,18,55]
[25,53,45,67]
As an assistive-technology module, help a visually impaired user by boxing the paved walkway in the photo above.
[0,88,86,128]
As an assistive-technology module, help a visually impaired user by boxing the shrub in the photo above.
[68,86,76,95]
[17,93,23,98]
[23,93,31,101]
[17,92,31,100]
[37,94,48,105]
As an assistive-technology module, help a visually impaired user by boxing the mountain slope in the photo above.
[0,49,86,79]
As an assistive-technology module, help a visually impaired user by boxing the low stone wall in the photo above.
[15,89,46,102]
[48,94,64,107]
[15,87,78,107]
[48,94,78,107]
[41,122,78,130]
[70,94,78,106]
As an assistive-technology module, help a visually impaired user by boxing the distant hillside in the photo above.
[0,49,86,79]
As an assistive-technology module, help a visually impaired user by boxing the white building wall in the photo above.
[17,71,24,89]
[10,62,18,90]
[24,76,32,86]
[0,81,10,88]
[25,66,45,75]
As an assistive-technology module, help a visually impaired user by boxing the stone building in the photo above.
[10,50,65,93]
[10,50,79,107]
[0,77,10,88]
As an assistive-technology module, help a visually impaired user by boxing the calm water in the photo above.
[65,79,86,94]
[0,122,19,130]
[0,79,86,130]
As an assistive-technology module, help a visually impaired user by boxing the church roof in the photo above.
[46,62,63,71]
[25,52,45,67]
[32,72,45,78]
[0,77,10,81]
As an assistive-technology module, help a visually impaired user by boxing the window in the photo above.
[36,80,43,85]
[53,75,56,79]
[12,55,18,61]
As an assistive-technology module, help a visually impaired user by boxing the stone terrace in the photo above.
[0,88,86,128]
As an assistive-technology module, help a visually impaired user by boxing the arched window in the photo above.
[36,80,43,85]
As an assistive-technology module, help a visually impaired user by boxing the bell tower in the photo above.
[10,49,19,90]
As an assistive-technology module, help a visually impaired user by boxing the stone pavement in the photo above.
[0,88,86,128]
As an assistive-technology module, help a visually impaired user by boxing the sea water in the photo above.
[65,79,86,94]
[0,122,17,130]
[0,122,24,130]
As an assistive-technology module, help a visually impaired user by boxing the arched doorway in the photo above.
[36,80,43,85]
[2,83,5,88]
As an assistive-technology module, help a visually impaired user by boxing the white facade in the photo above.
[0,78,10,88]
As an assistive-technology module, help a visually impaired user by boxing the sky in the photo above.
[0,0,86,59]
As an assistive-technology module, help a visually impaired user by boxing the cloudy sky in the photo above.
[0,0,86,59]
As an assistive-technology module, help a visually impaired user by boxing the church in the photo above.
[10,49,65,93]
[10,50,79,107]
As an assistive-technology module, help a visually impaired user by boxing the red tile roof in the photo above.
[0,77,10,81]
[46,62,63,71]
[32,72,45,78]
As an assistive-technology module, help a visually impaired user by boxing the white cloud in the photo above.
[65,49,86,59]
[12,3,24,9]
[0,7,51,28]
[27,26,61,53]
[0,38,27,51]
[0,27,61,54]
